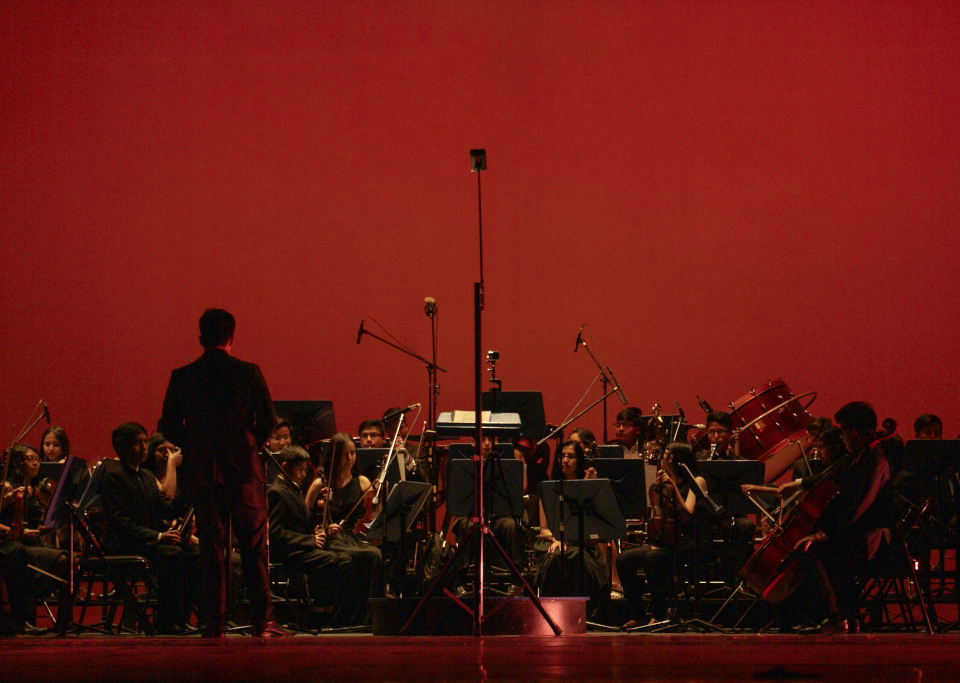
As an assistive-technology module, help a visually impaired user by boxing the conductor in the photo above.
[159,308,286,637]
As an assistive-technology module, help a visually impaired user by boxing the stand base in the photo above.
[372,597,586,636]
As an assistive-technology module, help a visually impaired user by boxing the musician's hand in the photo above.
[655,469,670,486]
[190,535,199,546]
[160,528,182,545]
[169,448,183,468]
[22,528,40,540]
[777,480,802,495]
[326,523,341,538]
[548,540,564,554]
[314,530,327,548]
[584,467,597,480]
[793,533,820,552]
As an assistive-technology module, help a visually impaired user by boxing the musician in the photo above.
[569,428,598,459]
[265,419,293,454]
[914,414,943,440]
[267,445,354,625]
[1,444,70,632]
[611,407,643,459]
[703,411,757,584]
[40,425,70,463]
[158,308,283,638]
[617,441,715,628]
[775,401,891,634]
[358,420,387,449]
[319,433,384,624]
[145,433,184,506]
[100,423,200,634]
[535,440,608,618]
[452,436,528,594]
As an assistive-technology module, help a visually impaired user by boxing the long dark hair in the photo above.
[558,440,586,479]
[328,433,359,511]
[41,425,70,461]
[6,444,39,485]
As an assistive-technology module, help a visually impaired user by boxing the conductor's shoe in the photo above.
[253,621,291,638]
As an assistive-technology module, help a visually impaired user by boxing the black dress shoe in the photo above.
[798,618,848,635]
[201,623,225,638]
[253,621,291,638]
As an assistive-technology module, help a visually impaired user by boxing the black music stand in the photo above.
[367,481,431,598]
[481,391,547,441]
[699,460,765,517]
[596,444,624,459]
[540,479,627,569]
[357,447,406,485]
[591,459,648,520]
[274,400,337,446]
[446,458,525,519]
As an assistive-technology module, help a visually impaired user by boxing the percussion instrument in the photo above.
[729,379,816,483]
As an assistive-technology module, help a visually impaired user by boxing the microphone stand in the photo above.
[536,371,618,447]
[574,333,627,444]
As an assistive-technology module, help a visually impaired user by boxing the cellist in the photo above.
[746,401,890,634]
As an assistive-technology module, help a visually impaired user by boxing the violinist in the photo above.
[617,441,714,629]
[318,433,384,624]
[1,445,69,632]
[382,408,421,480]
[40,425,70,463]
[266,446,353,625]
[747,401,890,634]
[535,440,608,618]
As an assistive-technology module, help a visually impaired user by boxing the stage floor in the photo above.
[5,633,959,683]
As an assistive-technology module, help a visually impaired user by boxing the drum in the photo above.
[729,379,816,483]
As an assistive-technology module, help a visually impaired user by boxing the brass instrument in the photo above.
[642,403,667,465]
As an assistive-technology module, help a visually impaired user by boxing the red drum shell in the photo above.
[729,379,813,482]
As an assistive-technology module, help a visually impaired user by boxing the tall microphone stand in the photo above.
[401,149,560,637]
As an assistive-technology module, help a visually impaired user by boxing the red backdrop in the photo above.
[1,1,958,459]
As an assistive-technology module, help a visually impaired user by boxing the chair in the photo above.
[859,498,938,634]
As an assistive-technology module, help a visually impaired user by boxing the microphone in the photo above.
[675,401,685,422]
[42,400,51,424]
[384,403,422,422]
[424,297,437,317]
[697,395,714,415]
[606,367,628,405]
[574,324,584,352]
[356,319,365,345]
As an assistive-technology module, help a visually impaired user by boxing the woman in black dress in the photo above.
[321,433,385,624]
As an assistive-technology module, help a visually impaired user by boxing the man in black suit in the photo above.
[267,445,358,625]
[100,422,200,634]
[159,308,284,637]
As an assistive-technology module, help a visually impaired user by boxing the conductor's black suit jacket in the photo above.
[158,347,277,496]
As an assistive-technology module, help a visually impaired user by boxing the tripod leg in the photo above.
[480,526,561,635]
[400,525,479,635]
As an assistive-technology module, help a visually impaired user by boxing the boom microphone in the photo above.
[42,400,51,424]
[356,319,365,345]
[606,367,628,405]
[574,324,584,352]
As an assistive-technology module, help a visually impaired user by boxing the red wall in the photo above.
[1,1,958,458]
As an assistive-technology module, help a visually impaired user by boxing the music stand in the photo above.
[481,391,547,441]
[446,458,525,519]
[699,460,764,517]
[357,447,406,485]
[596,444,624,459]
[591,459,647,520]
[273,400,337,446]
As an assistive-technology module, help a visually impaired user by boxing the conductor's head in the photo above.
[199,308,236,349]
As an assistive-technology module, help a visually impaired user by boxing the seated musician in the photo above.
[1,444,69,632]
[914,413,943,440]
[317,433,384,624]
[100,422,200,634]
[703,411,757,585]
[266,446,353,624]
[752,401,891,634]
[535,440,607,617]
[452,436,528,593]
[145,433,184,508]
[40,425,70,463]
[569,428,598,459]
[358,419,387,448]
[610,407,643,459]
[261,419,293,485]
[617,441,715,628]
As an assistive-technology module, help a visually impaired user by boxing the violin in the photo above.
[646,451,679,547]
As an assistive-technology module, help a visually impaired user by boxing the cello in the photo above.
[738,418,897,602]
